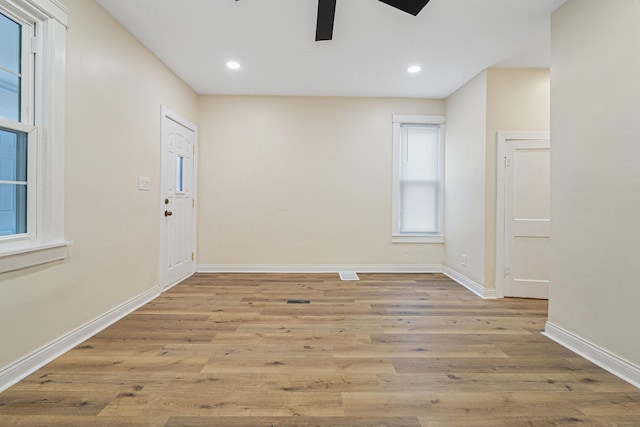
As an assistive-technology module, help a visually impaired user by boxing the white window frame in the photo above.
[0,0,68,273]
[392,115,445,244]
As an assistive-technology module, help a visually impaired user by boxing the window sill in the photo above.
[0,241,70,274]
[392,235,444,244]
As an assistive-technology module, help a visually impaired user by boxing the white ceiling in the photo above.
[95,0,566,99]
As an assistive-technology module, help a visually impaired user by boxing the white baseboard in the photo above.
[442,266,496,299]
[200,265,497,300]
[544,321,640,389]
[197,264,443,274]
[0,284,161,393]
[163,272,195,292]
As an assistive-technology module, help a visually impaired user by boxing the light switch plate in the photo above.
[138,176,150,191]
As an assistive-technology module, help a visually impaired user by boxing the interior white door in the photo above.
[503,139,550,299]
[160,109,196,290]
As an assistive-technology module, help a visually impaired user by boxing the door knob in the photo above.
[164,210,173,217]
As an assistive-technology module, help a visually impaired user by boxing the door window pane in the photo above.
[0,128,27,236]
[176,156,184,193]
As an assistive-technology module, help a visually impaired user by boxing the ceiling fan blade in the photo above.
[378,0,430,16]
[316,0,337,41]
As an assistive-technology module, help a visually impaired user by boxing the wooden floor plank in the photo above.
[163,416,421,427]
[0,272,637,427]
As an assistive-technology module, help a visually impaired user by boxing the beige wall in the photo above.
[443,68,550,289]
[0,0,197,370]
[485,68,550,288]
[444,71,488,284]
[197,95,445,266]
[549,0,640,365]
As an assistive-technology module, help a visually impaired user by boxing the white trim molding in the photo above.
[0,285,161,393]
[199,264,495,300]
[164,272,195,292]
[198,264,443,274]
[544,322,640,389]
[392,235,444,244]
[393,115,446,124]
[161,105,198,133]
[442,266,497,299]
[0,240,69,273]
[20,0,68,26]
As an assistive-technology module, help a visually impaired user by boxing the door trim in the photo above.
[160,105,198,291]
[495,131,550,298]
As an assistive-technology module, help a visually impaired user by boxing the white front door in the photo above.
[503,138,550,299]
[160,107,196,290]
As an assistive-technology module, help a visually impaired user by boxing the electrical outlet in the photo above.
[461,254,467,267]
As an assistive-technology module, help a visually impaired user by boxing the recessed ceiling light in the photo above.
[407,65,422,74]
[226,61,241,70]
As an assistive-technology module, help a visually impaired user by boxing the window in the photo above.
[0,0,68,273]
[392,115,445,243]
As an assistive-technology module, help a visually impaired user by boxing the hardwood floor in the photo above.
[1,273,638,426]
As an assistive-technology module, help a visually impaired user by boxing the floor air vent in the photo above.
[287,300,310,304]
[339,271,359,281]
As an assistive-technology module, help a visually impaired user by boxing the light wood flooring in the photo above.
[1,273,639,426]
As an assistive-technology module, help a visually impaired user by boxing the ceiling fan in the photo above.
[316,0,431,41]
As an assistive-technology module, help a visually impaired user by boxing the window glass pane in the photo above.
[0,13,21,122]
[401,125,439,181]
[0,70,20,122]
[0,128,27,236]
[0,13,21,73]
[0,128,27,182]
[400,182,438,233]
[399,124,440,234]
[176,156,184,192]
[0,183,27,236]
